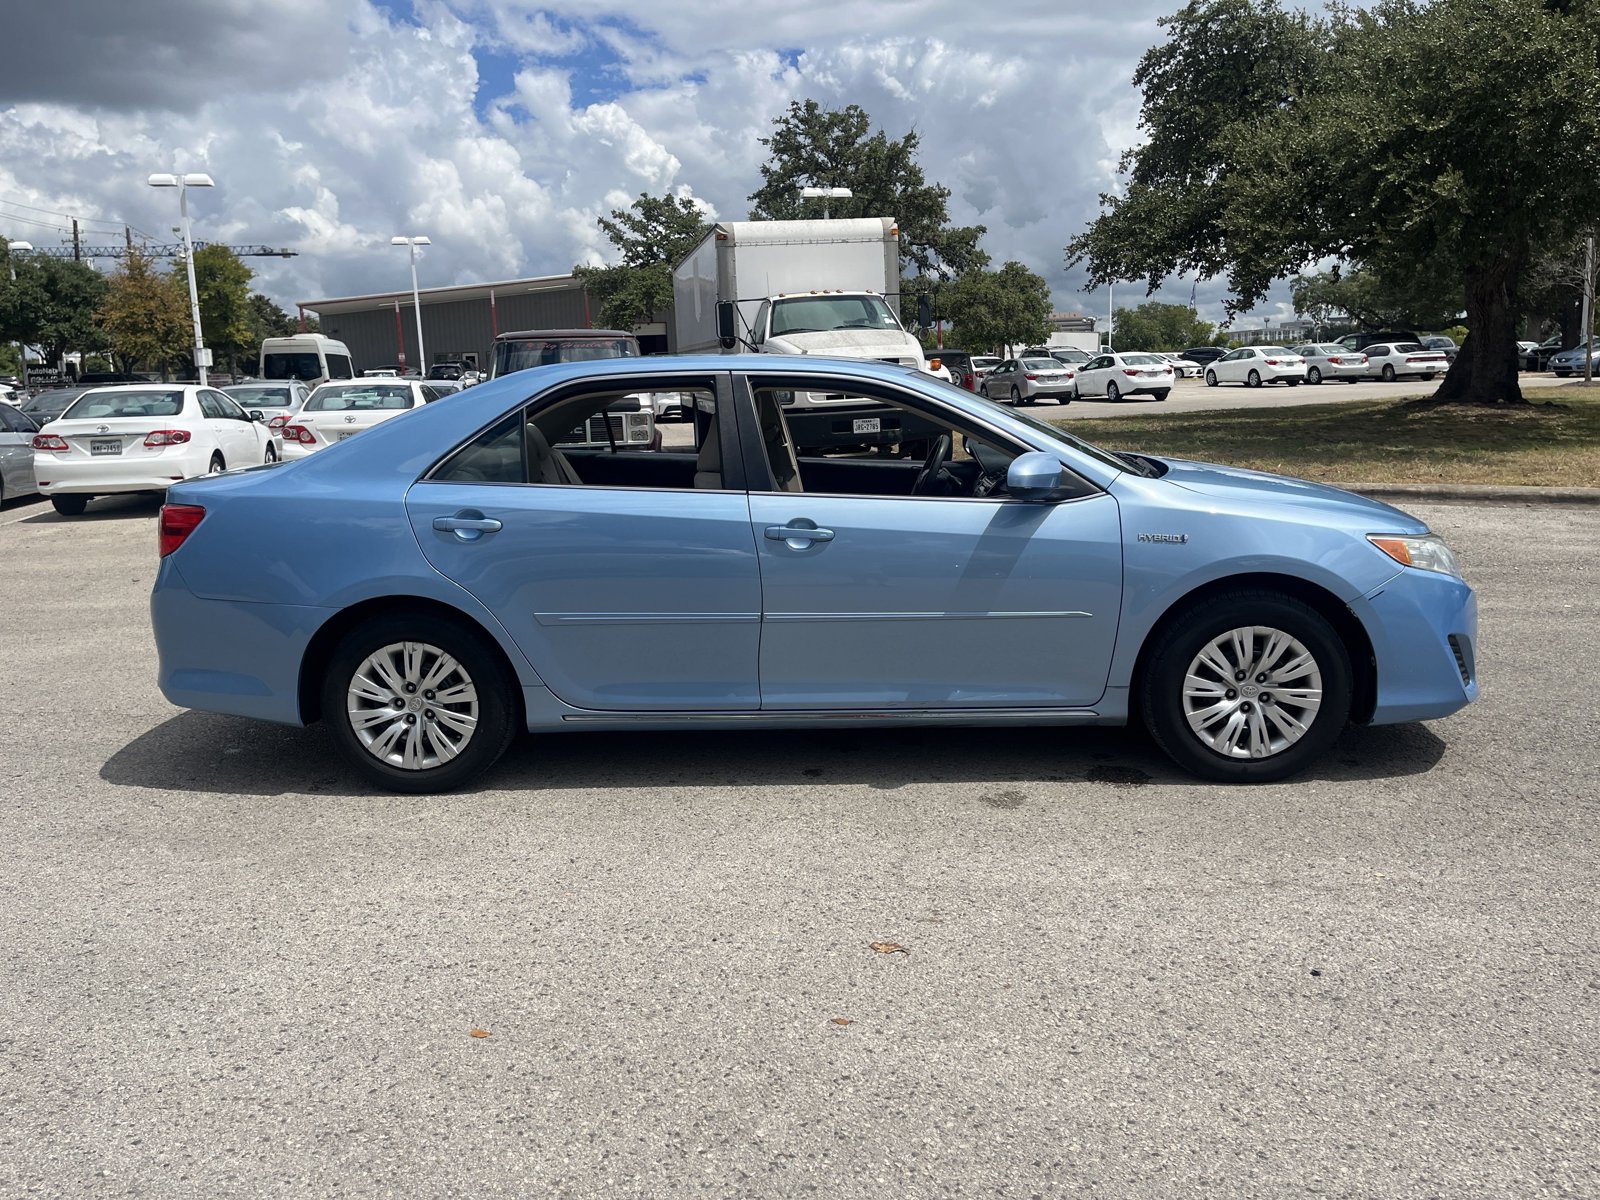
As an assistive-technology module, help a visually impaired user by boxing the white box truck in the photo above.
[672,217,943,453]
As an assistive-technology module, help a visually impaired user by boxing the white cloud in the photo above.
[0,0,1294,327]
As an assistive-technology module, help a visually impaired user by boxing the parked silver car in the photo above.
[980,356,1077,405]
[0,401,40,504]
[1362,342,1448,382]
[1549,338,1600,377]
[1292,343,1369,384]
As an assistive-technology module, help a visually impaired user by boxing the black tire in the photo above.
[1308,366,1323,384]
[51,494,89,516]
[321,611,520,794]
[208,453,225,474]
[1140,590,1353,783]
[1247,369,1262,388]
[264,443,278,464]
[1010,386,1022,407]
[1286,378,1301,387]
[1381,364,1396,382]
[1152,389,1170,401]
[1422,374,1435,382]
[1205,370,1219,387]
[1106,381,1122,402]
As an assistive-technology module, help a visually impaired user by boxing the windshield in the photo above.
[304,384,414,411]
[1051,349,1090,363]
[263,352,323,381]
[226,386,295,407]
[1122,354,1167,365]
[1258,347,1295,356]
[63,389,186,420]
[1394,343,1425,353]
[1021,358,1061,371]
[493,337,639,377]
[770,295,900,337]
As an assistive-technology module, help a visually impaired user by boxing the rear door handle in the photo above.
[764,523,834,546]
[433,511,502,540]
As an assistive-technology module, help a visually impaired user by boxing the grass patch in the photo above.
[1055,393,1600,487]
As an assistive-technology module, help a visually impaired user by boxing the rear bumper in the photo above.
[35,449,205,493]
[152,561,325,724]
[1353,568,1479,725]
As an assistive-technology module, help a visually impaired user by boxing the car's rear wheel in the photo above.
[1106,381,1122,402]
[1247,369,1262,388]
[51,494,89,516]
[1422,374,1436,382]
[208,453,225,474]
[1140,591,1352,783]
[1286,378,1301,386]
[1308,366,1323,384]
[1382,364,1397,381]
[322,613,519,794]
[1010,385,1022,406]
[1205,370,1219,387]
[1152,389,1170,401]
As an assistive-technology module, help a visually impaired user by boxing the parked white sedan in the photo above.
[280,379,435,459]
[1204,346,1307,388]
[31,384,277,516]
[1073,352,1175,401]
[1361,342,1449,382]
[1157,352,1204,378]
[1292,344,1369,384]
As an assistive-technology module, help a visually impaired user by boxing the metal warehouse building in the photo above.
[295,274,670,373]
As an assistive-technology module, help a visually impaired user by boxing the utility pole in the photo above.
[1582,233,1595,386]
[125,226,133,252]
[72,219,81,261]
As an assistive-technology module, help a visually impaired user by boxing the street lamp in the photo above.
[391,236,431,374]
[798,186,853,220]
[6,240,32,389]
[148,172,215,384]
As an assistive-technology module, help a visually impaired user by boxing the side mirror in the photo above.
[249,410,265,422]
[1007,452,1071,502]
[716,301,737,351]
[916,294,932,329]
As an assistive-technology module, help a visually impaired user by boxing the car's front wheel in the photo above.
[322,613,519,793]
[1205,370,1219,387]
[1139,591,1352,783]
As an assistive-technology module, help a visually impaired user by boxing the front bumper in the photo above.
[1352,567,1479,725]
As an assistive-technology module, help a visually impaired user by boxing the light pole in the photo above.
[148,173,215,384]
[6,240,32,389]
[798,186,853,220]
[391,236,431,374]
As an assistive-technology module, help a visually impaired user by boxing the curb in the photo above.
[1343,482,1600,506]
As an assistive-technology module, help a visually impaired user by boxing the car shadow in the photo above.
[100,711,1448,799]
[14,493,163,524]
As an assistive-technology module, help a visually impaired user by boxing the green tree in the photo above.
[1109,301,1216,351]
[189,246,254,375]
[1066,0,1600,404]
[945,262,1052,355]
[98,249,191,375]
[748,100,989,281]
[572,192,709,331]
[245,292,305,346]
[0,243,108,369]
[1289,264,1463,334]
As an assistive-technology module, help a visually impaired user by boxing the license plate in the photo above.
[337,430,358,441]
[852,418,880,434]
[90,439,122,456]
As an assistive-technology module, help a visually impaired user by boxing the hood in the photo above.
[1154,457,1429,532]
[766,328,922,361]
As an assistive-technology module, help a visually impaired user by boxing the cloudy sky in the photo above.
[0,0,1297,330]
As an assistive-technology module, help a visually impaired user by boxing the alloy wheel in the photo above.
[346,640,480,770]
[1181,625,1323,760]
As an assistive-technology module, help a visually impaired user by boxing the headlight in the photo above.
[1368,534,1463,578]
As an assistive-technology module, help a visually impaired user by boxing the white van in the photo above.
[259,335,356,388]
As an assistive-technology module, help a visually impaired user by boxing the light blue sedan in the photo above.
[150,356,1478,792]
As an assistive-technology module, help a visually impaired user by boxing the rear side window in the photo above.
[433,411,525,484]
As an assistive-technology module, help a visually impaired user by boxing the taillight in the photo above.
[158,504,206,557]
[1024,373,1039,380]
[1406,357,1425,364]
[1123,368,1141,376]
[32,434,69,451]
[144,429,192,447]
[1264,358,1280,366]
[1162,366,1172,373]
[268,414,289,430]
[284,424,314,444]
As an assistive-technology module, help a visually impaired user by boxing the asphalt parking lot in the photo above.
[2,495,1596,1198]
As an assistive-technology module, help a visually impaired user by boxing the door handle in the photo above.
[764,522,834,545]
[433,511,502,540]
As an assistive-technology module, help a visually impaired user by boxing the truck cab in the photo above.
[490,329,657,450]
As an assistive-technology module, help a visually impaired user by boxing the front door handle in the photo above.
[764,522,834,547]
[433,510,503,541]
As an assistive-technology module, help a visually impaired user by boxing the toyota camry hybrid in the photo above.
[150,356,1478,793]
